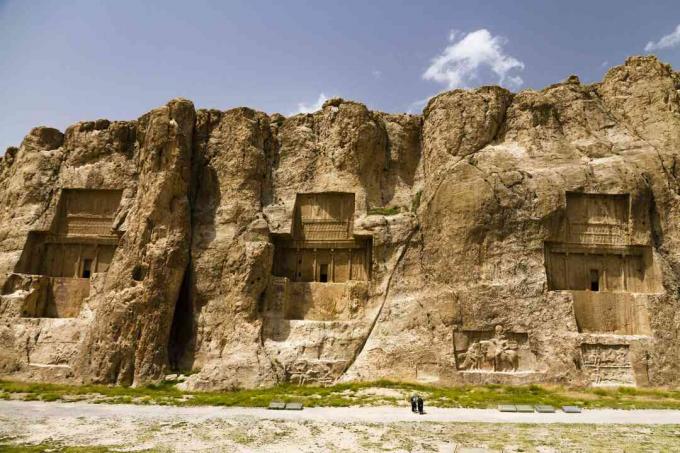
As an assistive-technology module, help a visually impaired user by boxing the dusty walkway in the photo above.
[4,400,680,424]
[2,401,680,452]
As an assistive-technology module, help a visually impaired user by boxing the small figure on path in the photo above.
[410,394,418,412]
[417,395,424,414]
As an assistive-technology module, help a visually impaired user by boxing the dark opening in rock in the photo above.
[168,268,193,372]
[590,269,599,292]
[319,263,329,282]
[82,259,92,278]
[132,265,146,282]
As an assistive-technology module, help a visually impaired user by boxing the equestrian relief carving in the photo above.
[454,325,534,373]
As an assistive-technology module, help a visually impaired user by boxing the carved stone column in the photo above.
[313,248,317,281]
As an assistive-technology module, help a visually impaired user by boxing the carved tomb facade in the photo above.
[3,189,123,317]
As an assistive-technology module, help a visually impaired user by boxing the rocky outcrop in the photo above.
[181,107,277,389]
[76,99,194,385]
[2,56,680,389]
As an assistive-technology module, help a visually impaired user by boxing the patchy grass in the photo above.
[411,189,422,212]
[3,422,680,452]
[367,206,402,216]
[3,379,680,410]
[0,443,129,452]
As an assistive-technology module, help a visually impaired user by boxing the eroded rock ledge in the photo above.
[1,56,680,389]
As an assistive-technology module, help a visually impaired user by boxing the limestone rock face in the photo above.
[181,107,277,390]
[76,99,194,385]
[2,56,680,388]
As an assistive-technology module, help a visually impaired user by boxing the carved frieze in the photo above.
[581,343,634,385]
[454,325,536,373]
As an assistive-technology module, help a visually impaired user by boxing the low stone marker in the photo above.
[497,404,517,412]
[534,405,556,413]
[515,405,534,413]
[268,401,286,410]
[285,402,304,410]
[562,405,582,413]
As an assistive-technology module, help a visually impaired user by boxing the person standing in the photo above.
[410,394,418,412]
[417,395,424,414]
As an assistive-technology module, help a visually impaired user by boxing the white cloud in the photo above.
[601,60,609,68]
[645,24,680,51]
[448,29,461,42]
[423,29,525,90]
[372,69,382,79]
[294,93,328,114]
[506,75,524,87]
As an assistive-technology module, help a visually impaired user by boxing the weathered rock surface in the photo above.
[1,56,680,388]
[76,99,194,385]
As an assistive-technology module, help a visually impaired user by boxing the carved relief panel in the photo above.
[453,325,536,372]
[565,192,629,245]
[581,343,634,386]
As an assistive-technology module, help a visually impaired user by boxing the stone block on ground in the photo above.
[534,405,556,413]
[515,405,534,413]
[498,405,517,412]
[268,401,286,410]
[562,406,582,413]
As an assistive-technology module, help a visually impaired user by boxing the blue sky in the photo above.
[2,0,680,153]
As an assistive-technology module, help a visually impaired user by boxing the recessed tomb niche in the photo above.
[268,192,371,320]
[7,189,123,318]
[544,192,660,334]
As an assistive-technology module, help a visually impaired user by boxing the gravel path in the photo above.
[5,400,680,425]
[3,401,680,451]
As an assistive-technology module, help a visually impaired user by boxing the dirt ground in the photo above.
[2,401,680,452]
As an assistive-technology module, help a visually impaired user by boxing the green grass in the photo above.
[411,189,422,212]
[367,206,401,216]
[4,423,680,453]
[2,379,680,410]
[0,443,127,452]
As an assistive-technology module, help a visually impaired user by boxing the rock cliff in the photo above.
[2,56,680,389]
